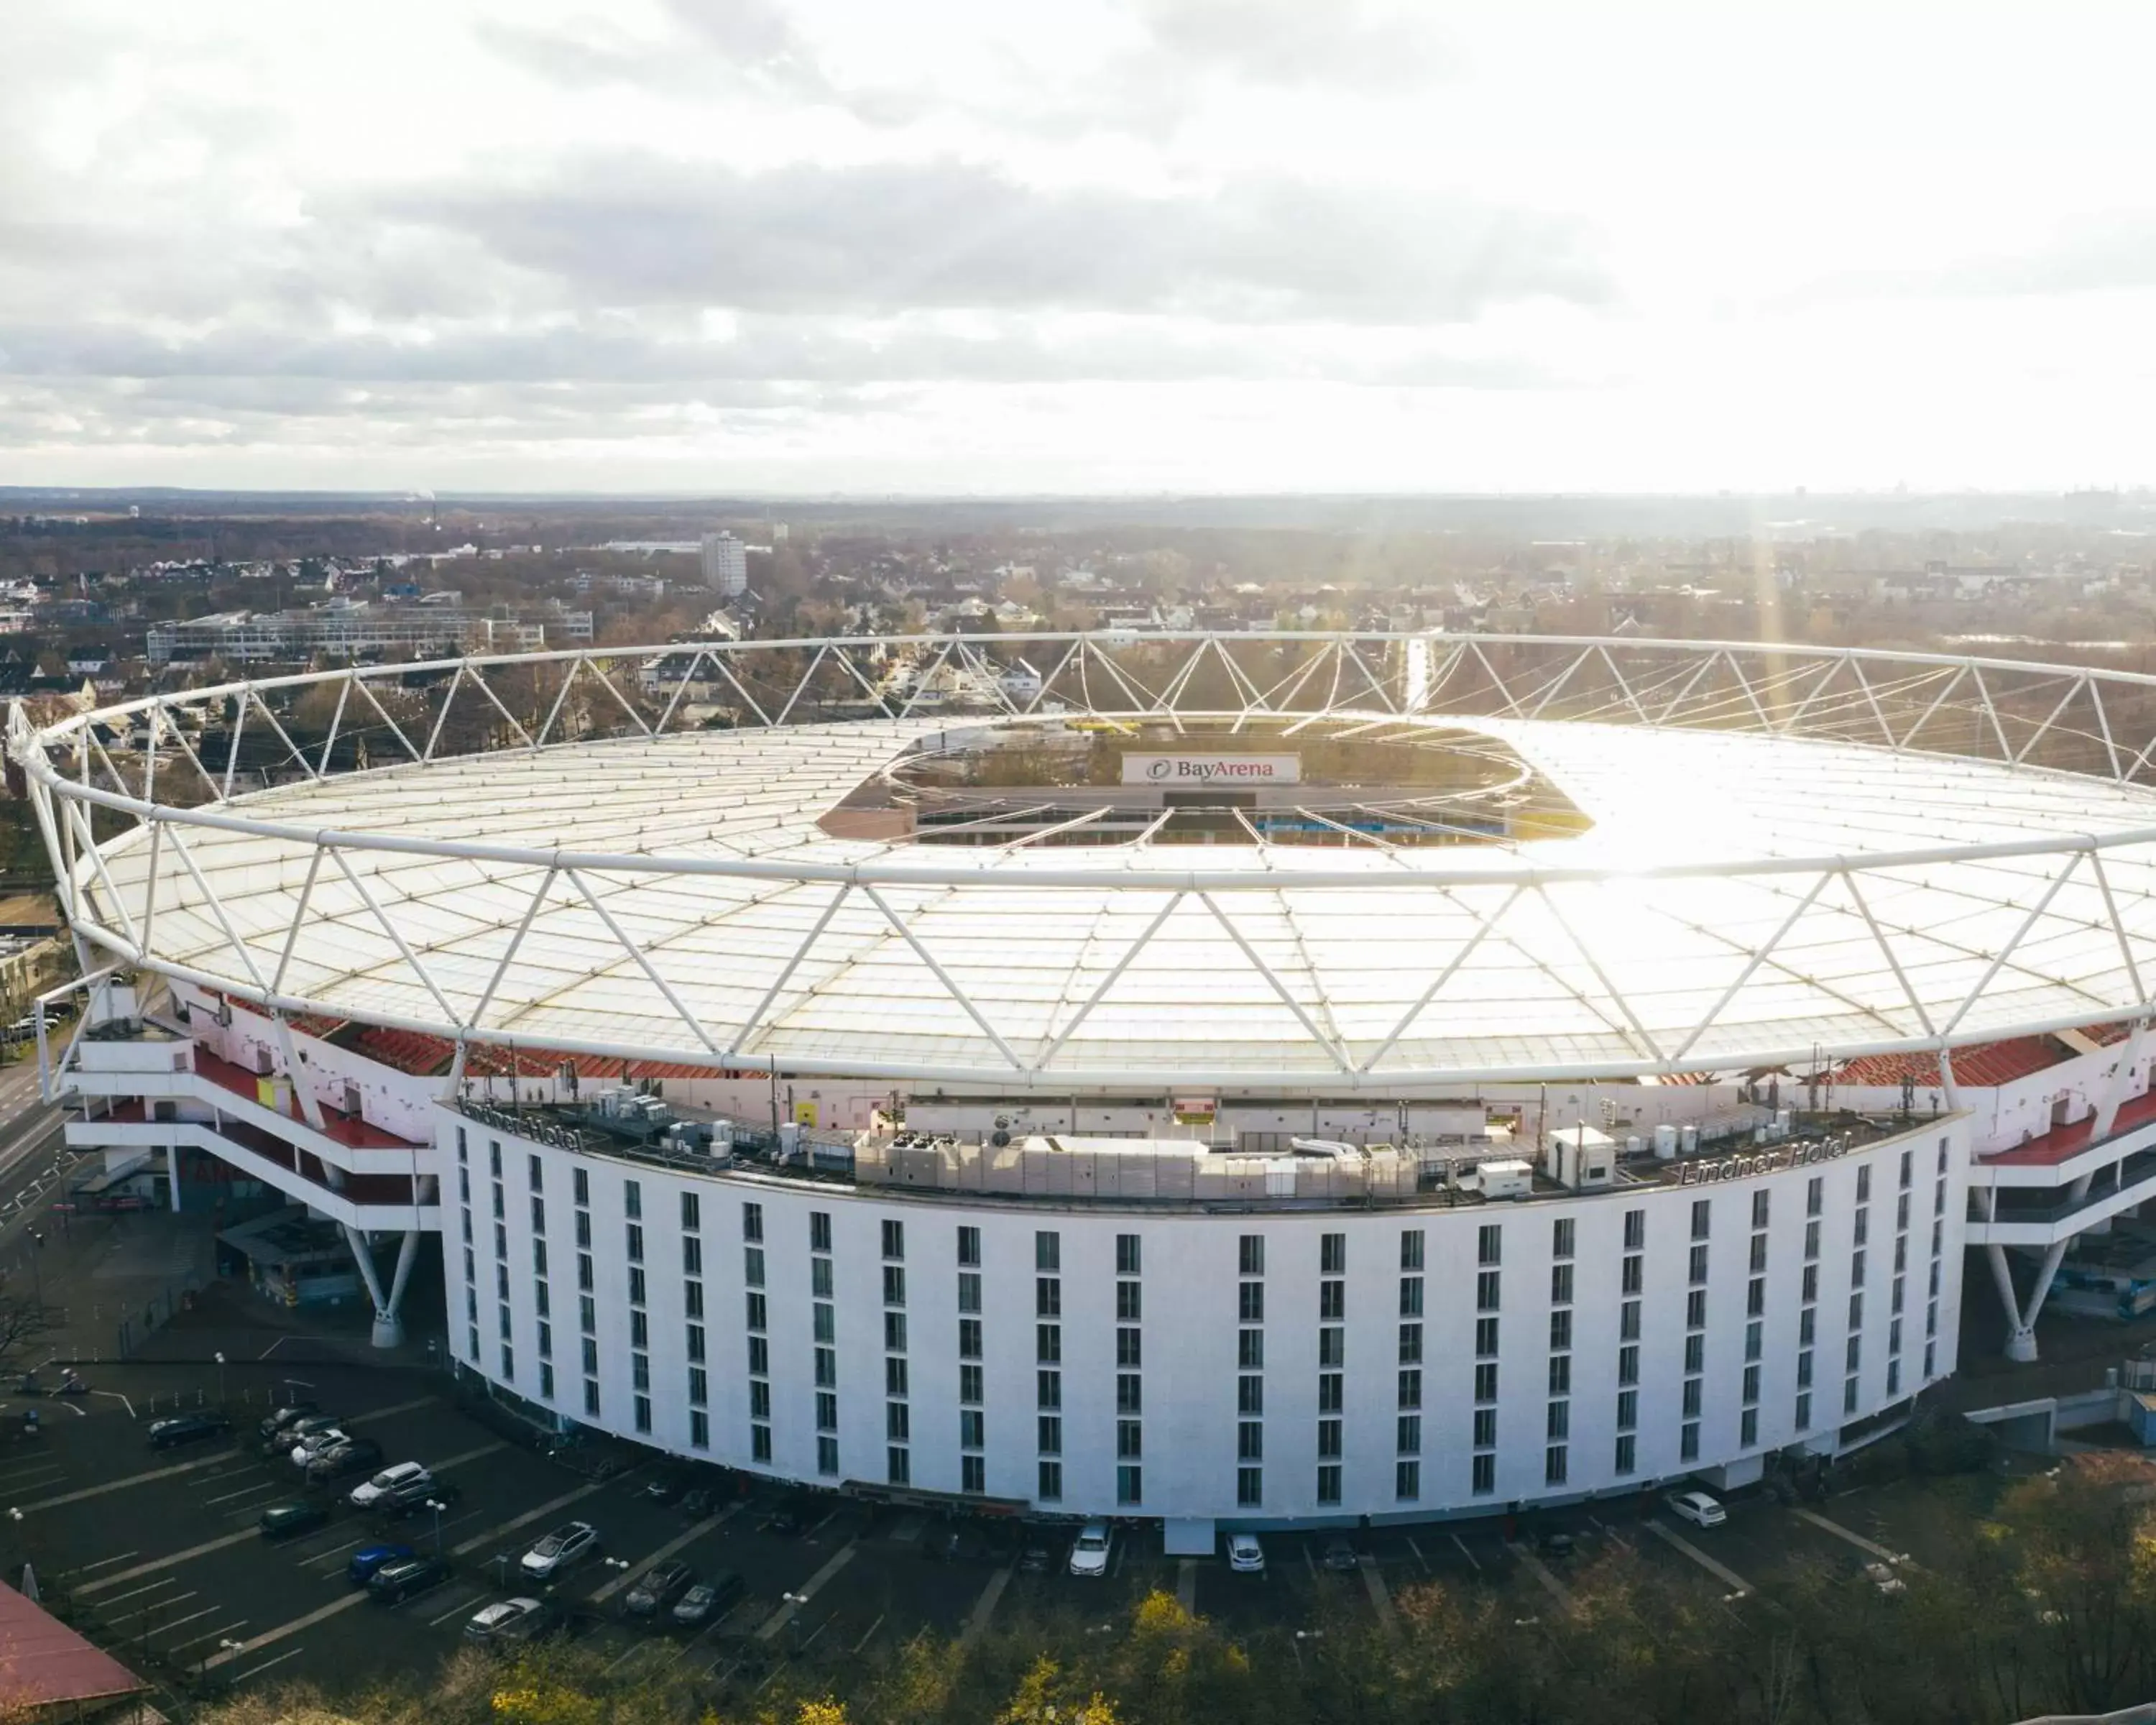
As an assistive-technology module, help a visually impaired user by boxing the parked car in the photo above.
[466,1597,560,1647]
[274,1414,342,1453]
[290,1427,351,1468]
[764,1494,821,1536]
[1864,1560,1907,1596]
[148,1413,231,1451]
[257,1402,321,1443]
[369,1555,453,1604]
[306,1438,384,1484]
[349,1461,430,1512]
[671,1572,744,1629]
[1534,1530,1577,1560]
[1665,1490,1728,1528]
[1227,1532,1266,1575]
[385,1478,461,1519]
[680,1488,717,1519]
[622,1560,697,1619]
[1018,1542,1051,1576]
[347,1543,416,1586]
[1069,1522,1111,1578]
[259,1501,330,1540]
[520,1521,602,1582]
[1322,1537,1360,1573]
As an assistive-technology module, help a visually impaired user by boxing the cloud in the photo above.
[380,155,1608,324]
[1134,0,1452,93]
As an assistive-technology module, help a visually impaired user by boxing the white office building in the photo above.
[701,533,748,596]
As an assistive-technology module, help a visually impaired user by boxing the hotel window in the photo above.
[1623,1208,1645,1250]
[813,1259,834,1300]
[882,1218,905,1260]
[961,1365,982,1403]
[1317,1328,1343,1368]
[1118,1282,1143,1322]
[1615,1434,1636,1474]
[817,1436,839,1476]
[1240,1283,1265,1322]
[811,1210,831,1253]
[678,1190,697,1230]
[1039,1460,1062,1500]
[1036,1231,1060,1272]
[1680,1422,1700,1462]
[1548,1356,1570,1395]
[1239,1330,1264,1369]
[1118,1374,1143,1414]
[1398,1369,1421,1409]
[883,1312,906,1351]
[1478,1224,1502,1266]
[1036,1278,1061,1318]
[957,1225,980,1266]
[1117,1233,1142,1275]
[888,1448,911,1486]
[742,1201,763,1242]
[1396,1460,1420,1501]
[1472,1454,1496,1494]
[633,1396,651,1433]
[1795,1391,1812,1430]
[959,1272,982,1314]
[1545,1445,1567,1486]
[1477,1271,1501,1312]
[751,1425,770,1463]
[1741,1408,1759,1447]
[1240,1235,1265,1275]
[1240,1376,1265,1414]
[1692,1198,1712,1239]
[959,1318,982,1359]
[1317,1464,1342,1504]
[1239,1468,1263,1506]
[1473,1408,1497,1447]
[1319,1281,1345,1320]
[1038,1370,1061,1409]
[1616,1387,1637,1430]
[1401,1229,1425,1271]
[1398,1413,1422,1453]
[1118,1328,1143,1368]
[1321,1233,1346,1274]
[962,1409,985,1449]
[1037,1325,1061,1364]
[1118,1465,1142,1504]
[1474,1362,1498,1402]
[962,1455,985,1495]
[1038,1414,1061,1453]
[1319,1374,1344,1412]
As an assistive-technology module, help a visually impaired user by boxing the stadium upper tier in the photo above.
[19,632,2156,1089]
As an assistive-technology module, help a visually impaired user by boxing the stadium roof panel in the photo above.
[22,635,2156,1090]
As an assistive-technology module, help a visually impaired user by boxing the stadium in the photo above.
[17,631,2156,1540]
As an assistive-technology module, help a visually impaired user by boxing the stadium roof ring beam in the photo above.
[17,630,2156,1094]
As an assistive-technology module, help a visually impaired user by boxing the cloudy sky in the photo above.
[4,0,2155,494]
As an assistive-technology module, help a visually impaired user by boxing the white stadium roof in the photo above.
[22,633,2156,1091]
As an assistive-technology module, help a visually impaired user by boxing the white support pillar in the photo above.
[341,1223,395,1346]
[1986,1240,2072,1363]
[2091,1021,2151,1141]
[269,1011,326,1132]
[373,1228,422,1350]
[166,1139,180,1214]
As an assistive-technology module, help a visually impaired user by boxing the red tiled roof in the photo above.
[353,1026,737,1085]
[0,1579,144,1709]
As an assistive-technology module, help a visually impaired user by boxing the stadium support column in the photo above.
[269,1011,326,1132]
[2089,1020,2150,1141]
[1986,1241,2066,1364]
[341,1223,396,1349]
[374,1228,421,1351]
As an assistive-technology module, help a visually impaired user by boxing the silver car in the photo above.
[519,1520,601,1581]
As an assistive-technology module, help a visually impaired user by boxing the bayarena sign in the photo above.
[1123,753,1301,786]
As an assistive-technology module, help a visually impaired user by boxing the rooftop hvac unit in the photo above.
[339,1082,362,1116]
[1653,1123,1680,1160]
[248,1046,275,1077]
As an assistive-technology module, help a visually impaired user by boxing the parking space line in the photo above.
[149,1604,222,1638]
[229,1646,308,1686]
[1450,1533,1482,1575]
[60,1551,137,1576]
[201,1591,368,1670]
[1646,1519,1753,1596]
[589,1507,734,1604]
[98,1578,185,1607]
[300,1538,370,1569]
[77,1527,261,1594]
[1789,1507,1912,1567]
[168,1617,247,1654]
[1176,1558,1196,1613]
[344,1395,438,1426]
[448,1478,610,1560]
[22,1447,235,1512]
[755,1542,857,1641]
[205,1481,279,1507]
[960,1563,1014,1650]
[1404,1536,1430,1578]
[426,1588,485,1627]
[852,1613,884,1654]
[1358,1555,1400,1636]
[431,1440,507,1472]
[1508,1544,1574,1610]
[116,1590,196,1622]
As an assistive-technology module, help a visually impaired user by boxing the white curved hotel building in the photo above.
[22,632,2156,1532]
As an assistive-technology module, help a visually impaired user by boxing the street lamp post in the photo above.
[425,1498,445,1558]
[213,1351,226,1407]
[781,1590,808,1655]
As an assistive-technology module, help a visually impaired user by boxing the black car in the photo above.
[764,1494,821,1536]
[256,1402,321,1443]
[384,1478,463,1518]
[369,1555,453,1604]
[1018,1542,1051,1575]
[1535,1530,1577,1560]
[671,1571,744,1629]
[259,1501,331,1540]
[1321,1537,1361,1573]
[622,1559,697,1619]
[306,1437,384,1484]
[148,1413,231,1451]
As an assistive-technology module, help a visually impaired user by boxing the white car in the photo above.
[1664,1489,1728,1528]
[520,1520,602,1582]
[1864,1560,1907,1596]
[1068,1522,1111,1578]
[1227,1532,1265,1575]
[350,1461,430,1511]
[290,1428,349,1468]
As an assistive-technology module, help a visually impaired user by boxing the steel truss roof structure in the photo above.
[18,631,2156,1092]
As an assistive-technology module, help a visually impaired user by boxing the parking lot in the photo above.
[0,1307,1993,1711]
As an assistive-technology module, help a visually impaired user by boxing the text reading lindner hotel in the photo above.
[22,633,2156,1543]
